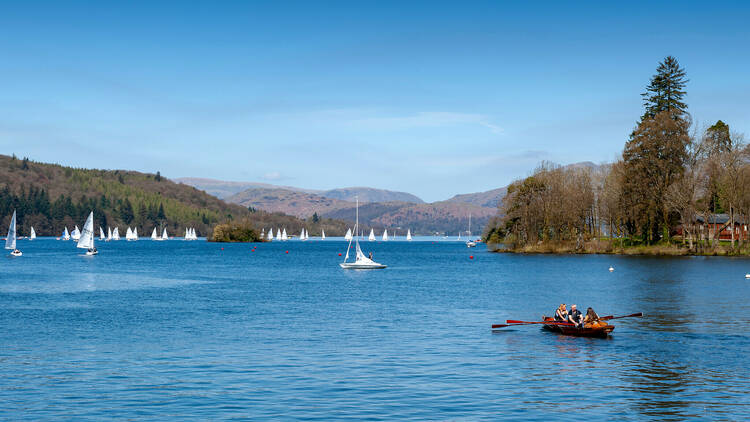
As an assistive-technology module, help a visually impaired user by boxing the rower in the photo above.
[554,304,568,322]
[567,304,583,327]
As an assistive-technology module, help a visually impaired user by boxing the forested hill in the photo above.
[0,154,253,236]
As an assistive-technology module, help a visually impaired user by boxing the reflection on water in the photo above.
[1,239,749,420]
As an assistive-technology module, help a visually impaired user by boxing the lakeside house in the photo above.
[677,214,747,241]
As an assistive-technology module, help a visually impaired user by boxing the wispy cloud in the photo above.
[346,111,504,134]
[261,171,288,181]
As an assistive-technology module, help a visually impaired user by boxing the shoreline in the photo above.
[486,242,750,257]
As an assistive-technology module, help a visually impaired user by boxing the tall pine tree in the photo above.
[641,56,688,120]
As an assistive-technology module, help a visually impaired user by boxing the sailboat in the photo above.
[321,229,326,240]
[344,228,352,241]
[300,228,307,241]
[126,227,133,240]
[368,228,376,241]
[267,228,274,241]
[161,228,169,240]
[77,211,97,255]
[71,225,81,241]
[133,227,139,240]
[382,229,388,241]
[466,213,476,247]
[107,227,113,241]
[340,198,386,269]
[112,227,120,240]
[99,227,106,240]
[62,227,70,240]
[406,229,412,241]
[29,227,36,241]
[151,227,161,241]
[276,228,282,241]
[281,228,288,241]
[6,210,21,256]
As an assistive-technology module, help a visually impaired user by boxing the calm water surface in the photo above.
[1,238,750,420]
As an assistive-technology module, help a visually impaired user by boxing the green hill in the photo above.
[0,154,350,239]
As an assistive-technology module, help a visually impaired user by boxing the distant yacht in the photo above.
[281,228,288,241]
[321,229,326,240]
[276,228,282,241]
[99,227,106,241]
[112,227,120,241]
[71,225,81,241]
[161,228,169,240]
[344,228,352,241]
[29,226,36,241]
[382,229,388,241]
[151,227,161,241]
[77,211,97,255]
[406,229,412,241]
[267,229,274,241]
[62,227,70,241]
[133,227,139,240]
[466,213,476,247]
[107,227,113,241]
[6,210,22,256]
[300,228,307,241]
[368,228,376,241]
[340,197,386,269]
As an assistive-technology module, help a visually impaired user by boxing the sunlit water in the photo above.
[1,238,749,420]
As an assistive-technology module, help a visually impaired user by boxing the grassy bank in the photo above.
[488,239,750,256]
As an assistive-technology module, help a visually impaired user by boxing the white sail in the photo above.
[368,228,375,241]
[112,227,120,240]
[321,229,326,240]
[99,227,105,240]
[282,228,288,241]
[406,229,412,241]
[71,225,81,241]
[133,227,139,240]
[5,210,17,250]
[276,228,282,240]
[77,211,95,250]
[382,229,388,241]
[126,227,132,240]
[267,228,274,241]
[344,228,352,241]
[300,228,306,240]
[162,228,169,240]
[30,226,36,240]
[63,227,70,240]
[107,227,112,240]
[151,227,158,240]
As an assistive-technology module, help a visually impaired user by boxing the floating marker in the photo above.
[609,266,614,272]
[470,255,474,259]
[338,253,342,256]
[221,247,224,250]
[285,250,289,254]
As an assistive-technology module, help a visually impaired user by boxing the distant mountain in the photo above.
[226,186,494,235]
[445,187,507,209]
[321,187,423,204]
[174,177,320,199]
[226,188,350,218]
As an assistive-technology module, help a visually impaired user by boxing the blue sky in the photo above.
[1,1,748,202]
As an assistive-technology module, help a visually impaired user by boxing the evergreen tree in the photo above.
[119,198,135,224]
[705,120,731,154]
[157,203,166,221]
[641,56,688,119]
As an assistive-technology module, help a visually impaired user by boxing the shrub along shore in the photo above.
[486,240,750,256]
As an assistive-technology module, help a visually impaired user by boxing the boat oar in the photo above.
[492,320,574,329]
[599,312,643,321]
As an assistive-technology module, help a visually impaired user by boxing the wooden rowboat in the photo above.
[541,317,614,338]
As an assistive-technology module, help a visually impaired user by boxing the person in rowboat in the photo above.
[567,304,583,327]
[554,304,568,322]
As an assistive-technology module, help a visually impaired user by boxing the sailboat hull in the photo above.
[10,250,22,257]
[339,262,387,269]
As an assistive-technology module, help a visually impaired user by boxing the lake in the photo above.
[1,238,749,420]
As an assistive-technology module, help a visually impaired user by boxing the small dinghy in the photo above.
[340,197,386,269]
[6,210,22,256]
[77,211,98,256]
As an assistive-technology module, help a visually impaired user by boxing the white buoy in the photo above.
[609,266,614,272]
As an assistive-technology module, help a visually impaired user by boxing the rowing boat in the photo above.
[541,316,614,338]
